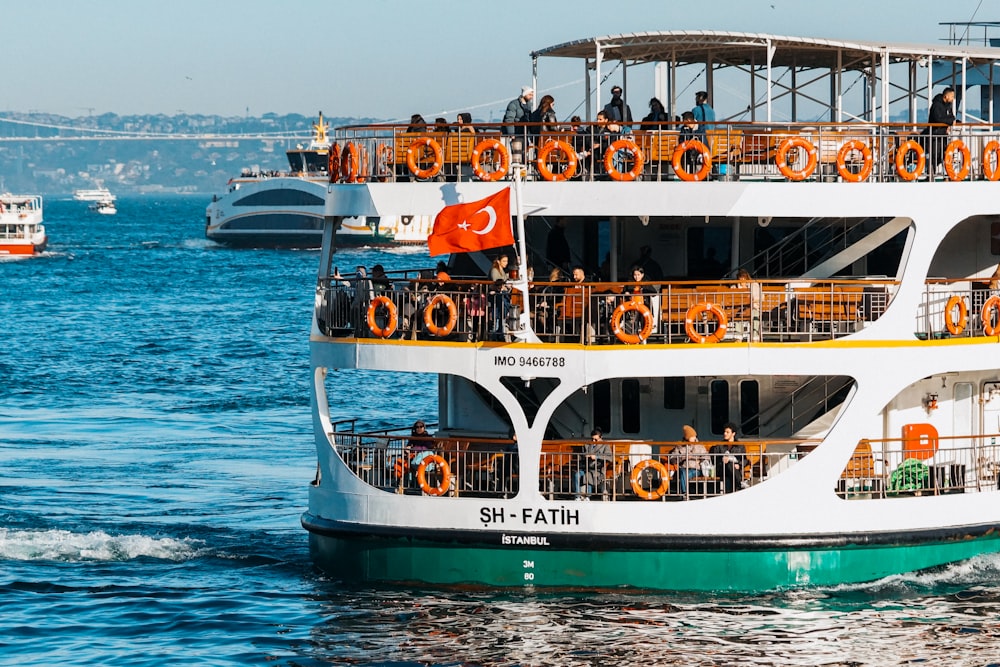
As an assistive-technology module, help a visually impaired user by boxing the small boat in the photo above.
[73,187,115,203]
[89,199,117,215]
[205,112,431,248]
[0,194,45,256]
[303,29,1000,591]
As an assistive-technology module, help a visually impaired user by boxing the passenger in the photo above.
[574,428,613,500]
[531,94,559,135]
[455,112,476,134]
[692,91,716,127]
[990,264,1000,291]
[615,265,658,341]
[406,114,428,133]
[590,110,626,178]
[922,86,956,175]
[643,97,670,131]
[556,266,594,343]
[405,420,434,488]
[463,281,487,342]
[709,422,748,494]
[668,425,709,495]
[370,264,391,295]
[502,86,534,137]
[488,254,512,340]
[678,111,703,173]
[433,117,450,132]
[402,269,432,339]
[602,84,633,127]
[352,265,374,336]
[534,267,564,337]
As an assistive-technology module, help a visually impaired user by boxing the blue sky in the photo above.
[3,0,992,121]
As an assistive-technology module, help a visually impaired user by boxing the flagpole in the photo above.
[512,169,540,343]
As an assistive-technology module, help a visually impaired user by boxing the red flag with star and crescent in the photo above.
[427,188,513,256]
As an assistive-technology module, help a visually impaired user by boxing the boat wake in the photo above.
[817,552,1000,594]
[0,528,207,563]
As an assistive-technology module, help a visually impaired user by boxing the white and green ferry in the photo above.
[303,30,1000,590]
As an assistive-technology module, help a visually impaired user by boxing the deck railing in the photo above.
[325,121,1000,184]
[327,427,1000,501]
[315,277,904,344]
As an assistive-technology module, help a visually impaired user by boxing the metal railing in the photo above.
[918,279,1000,338]
[327,425,1000,502]
[326,121,1000,184]
[315,277,898,344]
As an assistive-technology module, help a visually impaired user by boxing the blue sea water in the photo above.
[2,196,1000,666]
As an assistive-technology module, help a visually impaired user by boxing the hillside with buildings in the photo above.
[0,111,376,196]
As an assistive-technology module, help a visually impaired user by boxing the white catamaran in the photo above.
[303,30,1000,591]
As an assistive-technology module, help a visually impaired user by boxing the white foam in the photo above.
[0,528,205,562]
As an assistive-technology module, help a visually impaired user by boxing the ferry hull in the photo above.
[303,515,1000,591]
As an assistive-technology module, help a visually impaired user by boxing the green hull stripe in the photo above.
[308,532,1000,591]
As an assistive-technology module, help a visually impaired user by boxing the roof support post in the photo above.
[585,57,593,121]
[961,57,968,122]
[595,42,604,122]
[927,55,933,118]
[766,39,774,123]
[791,63,797,121]
[881,47,890,124]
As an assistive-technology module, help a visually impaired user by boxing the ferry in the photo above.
[303,30,1000,591]
[73,187,115,203]
[205,112,430,248]
[0,194,45,256]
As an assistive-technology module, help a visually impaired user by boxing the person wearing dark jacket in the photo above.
[709,422,748,494]
[923,87,956,174]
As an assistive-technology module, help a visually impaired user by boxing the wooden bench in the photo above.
[794,284,864,332]
[837,439,882,498]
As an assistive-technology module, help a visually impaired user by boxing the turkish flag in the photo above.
[428,188,514,256]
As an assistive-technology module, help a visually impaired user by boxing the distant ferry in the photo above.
[205,112,431,248]
[73,187,115,203]
[0,194,46,256]
[90,199,117,215]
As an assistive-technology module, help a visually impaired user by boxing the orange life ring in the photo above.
[983,141,1000,181]
[630,459,670,500]
[417,454,451,496]
[836,140,873,182]
[671,140,712,181]
[406,137,443,179]
[895,140,925,181]
[536,140,578,181]
[423,294,458,337]
[327,142,340,183]
[470,139,510,181]
[610,299,654,344]
[983,295,1000,336]
[944,295,968,336]
[944,139,971,182]
[604,138,645,181]
[341,142,361,183]
[366,295,398,338]
[684,301,728,344]
[776,137,818,181]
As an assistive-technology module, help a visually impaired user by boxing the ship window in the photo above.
[233,189,325,207]
[663,377,685,409]
[621,379,640,434]
[739,380,760,435]
[593,380,611,434]
[710,380,730,434]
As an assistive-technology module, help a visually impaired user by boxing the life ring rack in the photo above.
[366,295,398,339]
[776,136,818,181]
[604,138,645,181]
[470,138,510,182]
[610,299,654,344]
[417,454,451,496]
[630,459,670,500]
[671,140,712,181]
[406,137,443,179]
[423,294,458,337]
[944,295,968,336]
[684,301,728,344]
